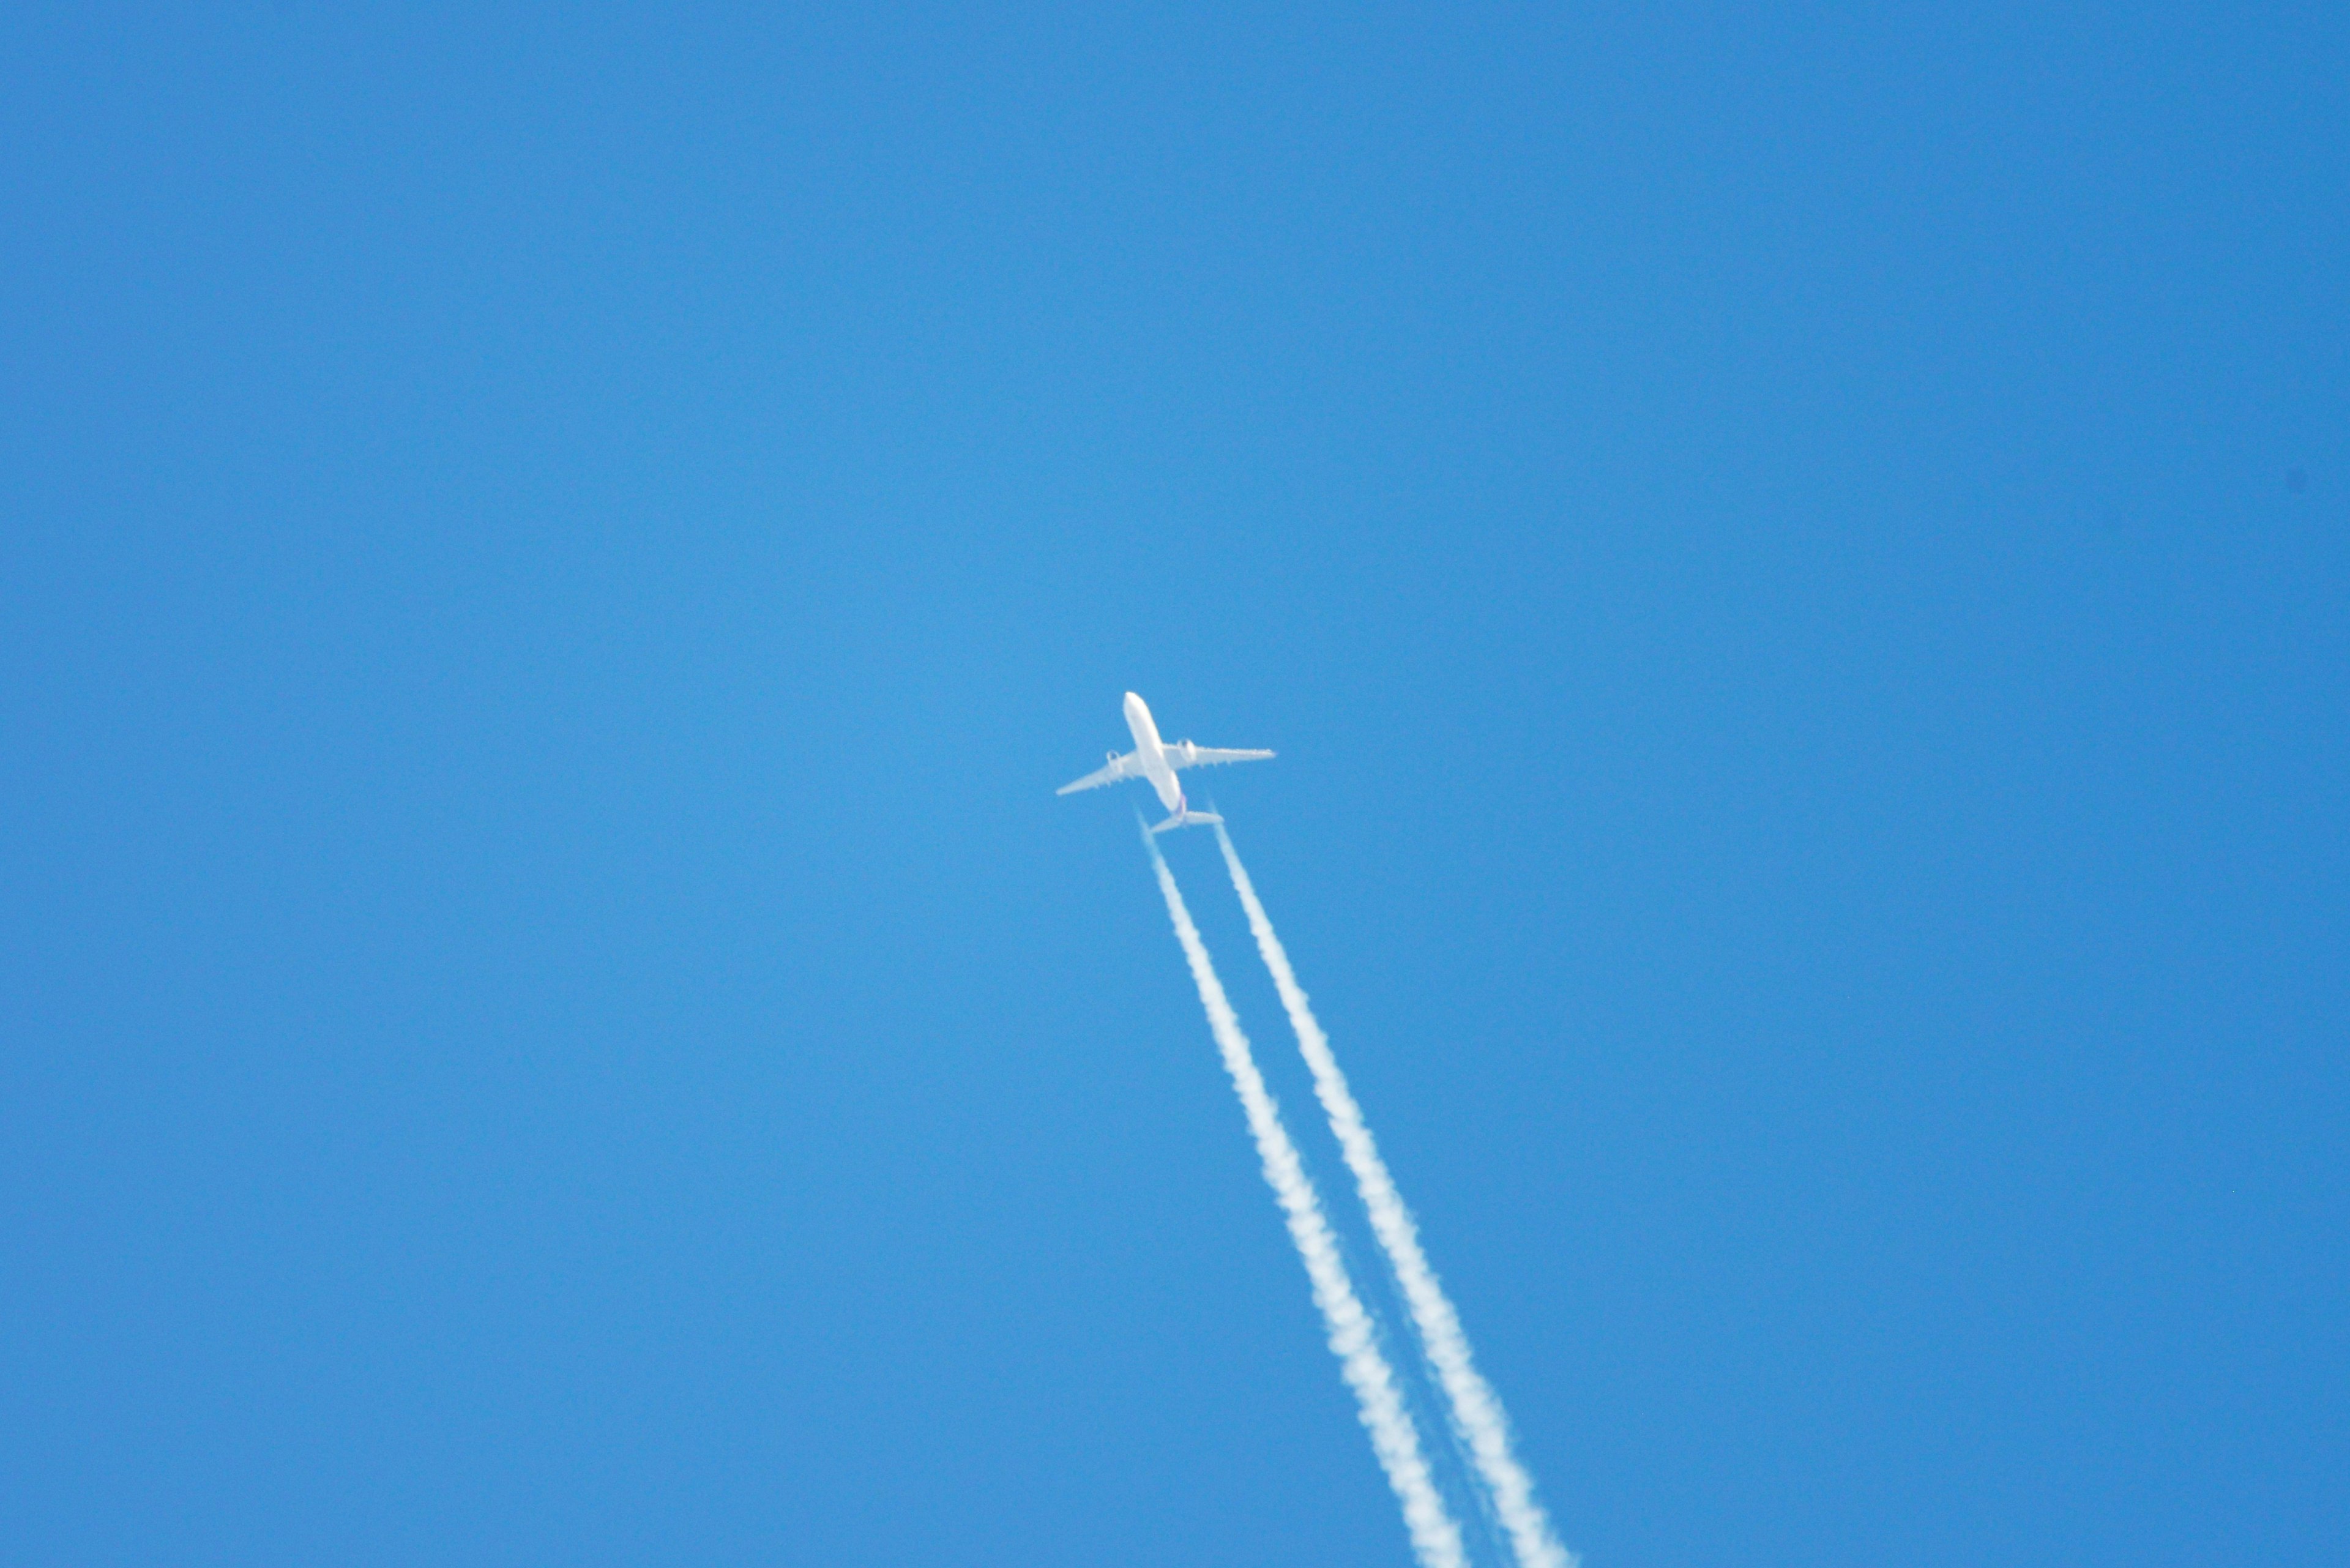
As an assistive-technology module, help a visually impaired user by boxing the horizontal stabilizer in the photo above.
[1150,810,1225,834]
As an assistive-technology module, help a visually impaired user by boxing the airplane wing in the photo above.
[1057,752,1141,794]
[1166,744,1275,771]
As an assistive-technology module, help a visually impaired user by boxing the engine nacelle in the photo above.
[1108,750,1121,763]
[1175,740,1196,762]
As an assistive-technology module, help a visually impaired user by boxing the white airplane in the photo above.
[1058,692,1274,833]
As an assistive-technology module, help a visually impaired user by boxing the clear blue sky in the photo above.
[4,5,2343,1564]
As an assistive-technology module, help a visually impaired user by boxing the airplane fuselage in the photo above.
[1122,691,1187,813]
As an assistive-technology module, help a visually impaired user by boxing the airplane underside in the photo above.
[1057,693,1273,829]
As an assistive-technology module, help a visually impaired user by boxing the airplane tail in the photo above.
[1150,810,1225,834]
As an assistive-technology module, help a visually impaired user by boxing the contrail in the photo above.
[1215,823,1575,1568]
[1143,830,1468,1568]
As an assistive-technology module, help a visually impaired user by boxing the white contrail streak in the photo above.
[1215,824,1575,1568]
[1144,831,1468,1568]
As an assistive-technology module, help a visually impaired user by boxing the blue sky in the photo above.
[4,4,2344,1564]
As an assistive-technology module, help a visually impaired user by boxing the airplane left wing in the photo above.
[1165,744,1275,771]
[1057,752,1140,794]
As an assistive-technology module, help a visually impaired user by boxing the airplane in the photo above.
[1058,692,1274,833]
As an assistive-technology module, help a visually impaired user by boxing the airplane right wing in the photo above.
[1165,744,1275,771]
[1057,752,1140,794]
